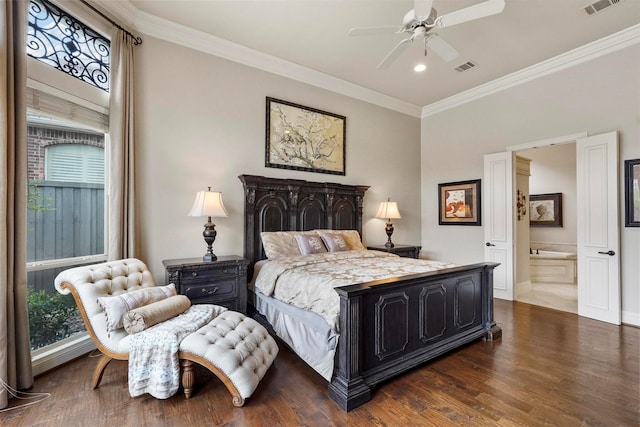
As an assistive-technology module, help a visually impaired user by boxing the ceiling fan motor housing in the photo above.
[402,8,437,30]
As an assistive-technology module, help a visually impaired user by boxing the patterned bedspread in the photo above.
[254,250,457,331]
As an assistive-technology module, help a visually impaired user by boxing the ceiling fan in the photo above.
[349,0,506,69]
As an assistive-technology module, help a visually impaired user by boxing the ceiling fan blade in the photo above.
[349,26,403,36]
[435,0,505,28]
[414,0,434,20]
[377,38,412,70]
[426,34,460,62]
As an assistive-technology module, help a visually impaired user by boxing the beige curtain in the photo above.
[108,29,137,260]
[1,0,34,410]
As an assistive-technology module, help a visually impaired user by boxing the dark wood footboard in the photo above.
[328,262,500,411]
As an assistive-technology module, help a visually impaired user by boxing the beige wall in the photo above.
[421,44,640,324]
[134,37,421,280]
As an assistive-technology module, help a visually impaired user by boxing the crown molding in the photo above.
[421,24,640,118]
[99,2,638,120]
[102,2,422,117]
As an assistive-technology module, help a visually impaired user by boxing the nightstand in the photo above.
[367,244,422,259]
[162,256,249,313]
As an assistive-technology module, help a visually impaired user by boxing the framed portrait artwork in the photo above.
[438,179,481,225]
[625,158,640,227]
[265,97,346,175]
[529,193,563,227]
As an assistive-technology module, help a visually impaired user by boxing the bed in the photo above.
[239,174,501,411]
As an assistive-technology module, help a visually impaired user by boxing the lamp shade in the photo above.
[376,199,401,220]
[188,189,229,218]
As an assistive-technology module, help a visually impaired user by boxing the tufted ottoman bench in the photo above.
[179,310,279,406]
[54,258,278,407]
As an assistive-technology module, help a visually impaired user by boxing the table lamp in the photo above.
[188,187,228,261]
[376,198,401,248]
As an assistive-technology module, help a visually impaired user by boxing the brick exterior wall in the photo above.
[27,125,105,181]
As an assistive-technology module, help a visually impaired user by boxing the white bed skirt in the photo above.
[252,289,338,381]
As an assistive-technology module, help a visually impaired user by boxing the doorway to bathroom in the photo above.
[515,143,578,314]
[484,131,621,324]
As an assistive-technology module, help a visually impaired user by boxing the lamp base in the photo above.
[202,218,218,262]
[203,252,217,262]
[384,220,395,248]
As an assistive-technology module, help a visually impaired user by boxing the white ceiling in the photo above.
[99,0,640,114]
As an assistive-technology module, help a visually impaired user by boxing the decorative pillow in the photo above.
[123,295,191,334]
[96,283,177,332]
[260,231,316,259]
[295,233,327,255]
[314,229,366,251]
[318,232,349,252]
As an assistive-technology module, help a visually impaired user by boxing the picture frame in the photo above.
[625,158,640,227]
[529,193,563,227]
[265,97,346,175]
[438,179,481,226]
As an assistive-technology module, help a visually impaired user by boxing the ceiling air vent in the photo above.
[455,61,477,72]
[584,0,623,15]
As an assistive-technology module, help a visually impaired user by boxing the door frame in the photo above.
[500,131,621,324]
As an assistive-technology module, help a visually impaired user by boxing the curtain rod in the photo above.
[79,0,142,45]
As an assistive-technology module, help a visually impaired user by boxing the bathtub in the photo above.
[530,250,576,260]
[530,250,577,283]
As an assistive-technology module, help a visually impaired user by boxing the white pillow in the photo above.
[96,283,177,332]
[260,230,316,259]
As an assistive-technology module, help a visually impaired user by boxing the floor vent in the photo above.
[584,0,623,15]
[455,61,477,72]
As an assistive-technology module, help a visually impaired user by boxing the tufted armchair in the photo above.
[55,258,278,406]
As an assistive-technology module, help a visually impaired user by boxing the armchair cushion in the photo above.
[97,283,177,332]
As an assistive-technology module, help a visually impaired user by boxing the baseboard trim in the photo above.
[622,310,640,327]
[31,334,96,377]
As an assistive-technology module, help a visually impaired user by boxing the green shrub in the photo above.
[28,288,79,350]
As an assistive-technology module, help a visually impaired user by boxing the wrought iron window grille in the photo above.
[27,0,111,92]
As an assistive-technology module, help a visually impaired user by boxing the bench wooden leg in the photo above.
[91,354,113,389]
[181,359,195,399]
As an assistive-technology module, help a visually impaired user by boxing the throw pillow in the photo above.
[97,283,177,332]
[295,234,327,255]
[318,232,349,252]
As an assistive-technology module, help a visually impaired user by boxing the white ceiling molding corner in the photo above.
[421,24,640,119]
[107,3,422,118]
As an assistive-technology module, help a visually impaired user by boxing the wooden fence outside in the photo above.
[27,180,104,293]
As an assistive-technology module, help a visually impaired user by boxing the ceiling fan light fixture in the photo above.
[414,63,427,72]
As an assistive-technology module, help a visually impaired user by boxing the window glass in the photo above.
[27,114,106,351]
[27,0,111,92]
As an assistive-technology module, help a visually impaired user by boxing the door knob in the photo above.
[597,250,615,256]
[485,242,495,247]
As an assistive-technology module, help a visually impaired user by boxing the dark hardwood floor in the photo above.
[2,300,638,426]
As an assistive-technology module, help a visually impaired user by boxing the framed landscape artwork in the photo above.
[438,179,481,225]
[530,193,563,227]
[265,97,346,175]
[625,158,640,227]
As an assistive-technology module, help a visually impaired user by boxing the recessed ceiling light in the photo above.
[414,64,427,72]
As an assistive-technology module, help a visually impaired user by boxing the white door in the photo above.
[576,132,620,324]
[484,152,514,300]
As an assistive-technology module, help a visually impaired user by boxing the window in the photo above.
[46,144,104,183]
[25,0,111,368]
[27,0,110,91]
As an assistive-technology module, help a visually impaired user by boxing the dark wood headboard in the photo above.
[238,175,369,268]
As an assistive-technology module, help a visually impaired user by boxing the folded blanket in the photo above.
[128,304,227,399]
[123,295,191,334]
